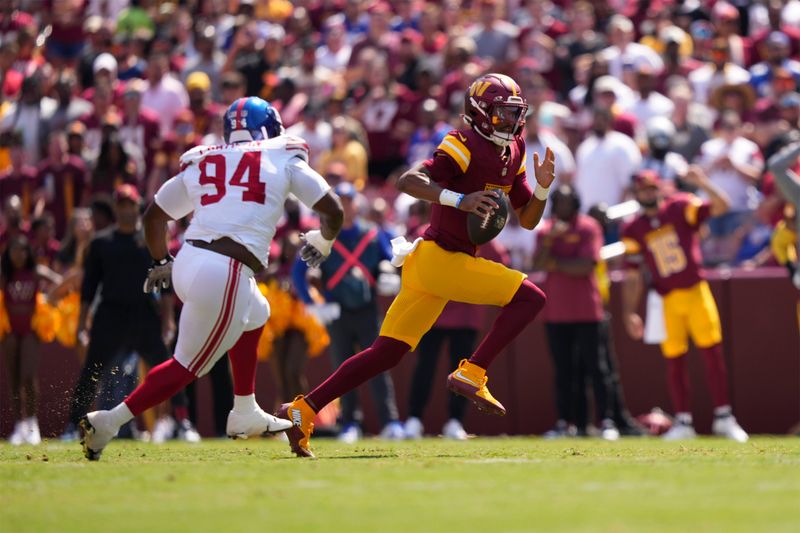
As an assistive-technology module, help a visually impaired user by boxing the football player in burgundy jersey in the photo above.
[622,168,748,442]
[281,73,556,458]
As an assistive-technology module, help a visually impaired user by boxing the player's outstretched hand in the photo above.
[533,147,556,188]
[459,190,499,216]
[299,230,334,268]
[143,256,174,294]
[624,313,644,340]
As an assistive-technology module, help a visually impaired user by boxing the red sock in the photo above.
[700,344,730,408]
[469,279,546,369]
[229,327,262,396]
[305,336,409,412]
[173,406,188,422]
[124,358,195,417]
[666,355,690,413]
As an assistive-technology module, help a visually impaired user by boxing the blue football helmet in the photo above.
[224,97,284,143]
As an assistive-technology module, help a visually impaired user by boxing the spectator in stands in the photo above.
[318,115,369,190]
[1,75,56,165]
[534,185,617,439]
[574,106,642,212]
[142,51,189,135]
[525,105,575,187]
[316,17,352,73]
[292,182,403,442]
[601,15,663,81]
[625,63,674,143]
[37,132,90,239]
[689,37,751,106]
[697,111,764,264]
[182,25,225,101]
[49,72,92,134]
[468,0,518,70]
[286,104,332,170]
[750,31,800,98]
[0,132,38,221]
[90,130,137,196]
[640,117,689,191]
[669,83,712,163]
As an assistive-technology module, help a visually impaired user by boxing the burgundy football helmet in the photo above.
[463,73,528,147]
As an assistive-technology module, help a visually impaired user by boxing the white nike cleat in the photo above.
[79,411,119,461]
[24,417,41,445]
[404,417,424,440]
[226,407,292,439]
[8,420,26,446]
[150,416,176,444]
[442,419,468,440]
[712,415,749,443]
[662,422,697,441]
[379,421,406,440]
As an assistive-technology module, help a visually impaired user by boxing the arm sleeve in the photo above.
[509,171,533,210]
[80,239,102,304]
[287,156,331,209]
[422,131,471,183]
[291,256,314,304]
[154,173,194,220]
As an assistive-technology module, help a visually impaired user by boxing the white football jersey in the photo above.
[154,135,330,268]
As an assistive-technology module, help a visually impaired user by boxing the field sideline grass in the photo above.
[1,437,799,532]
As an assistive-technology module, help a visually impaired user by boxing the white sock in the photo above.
[233,394,257,413]
[714,405,732,418]
[675,412,693,426]
[109,402,134,428]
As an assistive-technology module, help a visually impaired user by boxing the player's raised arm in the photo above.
[515,147,555,230]
[397,162,500,216]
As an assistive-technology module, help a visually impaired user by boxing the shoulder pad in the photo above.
[436,130,472,173]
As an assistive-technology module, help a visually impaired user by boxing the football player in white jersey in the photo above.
[78,97,344,460]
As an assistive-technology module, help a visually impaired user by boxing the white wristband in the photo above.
[534,184,550,201]
[439,189,465,208]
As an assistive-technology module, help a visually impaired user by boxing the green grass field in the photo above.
[1,437,799,532]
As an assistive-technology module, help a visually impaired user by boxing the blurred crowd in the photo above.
[1,0,799,441]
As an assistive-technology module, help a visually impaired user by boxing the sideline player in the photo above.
[280,73,556,457]
[621,168,748,442]
[78,97,344,460]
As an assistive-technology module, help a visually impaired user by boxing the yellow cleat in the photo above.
[276,395,316,458]
[446,359,506,416]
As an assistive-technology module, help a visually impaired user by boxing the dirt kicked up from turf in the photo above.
[1,437,799,532]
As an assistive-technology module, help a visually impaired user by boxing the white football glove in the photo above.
[143,256,174,293]
[299,230,335,268]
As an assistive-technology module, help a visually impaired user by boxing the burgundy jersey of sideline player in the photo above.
[422,127,531,256]
[622,194,712,294]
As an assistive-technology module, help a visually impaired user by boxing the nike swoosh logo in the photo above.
[455,371,479,387]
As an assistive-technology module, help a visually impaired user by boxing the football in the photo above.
[466,190,509,245]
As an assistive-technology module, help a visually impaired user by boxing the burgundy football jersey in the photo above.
[622,195,712,294]
[422,127,532,256]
